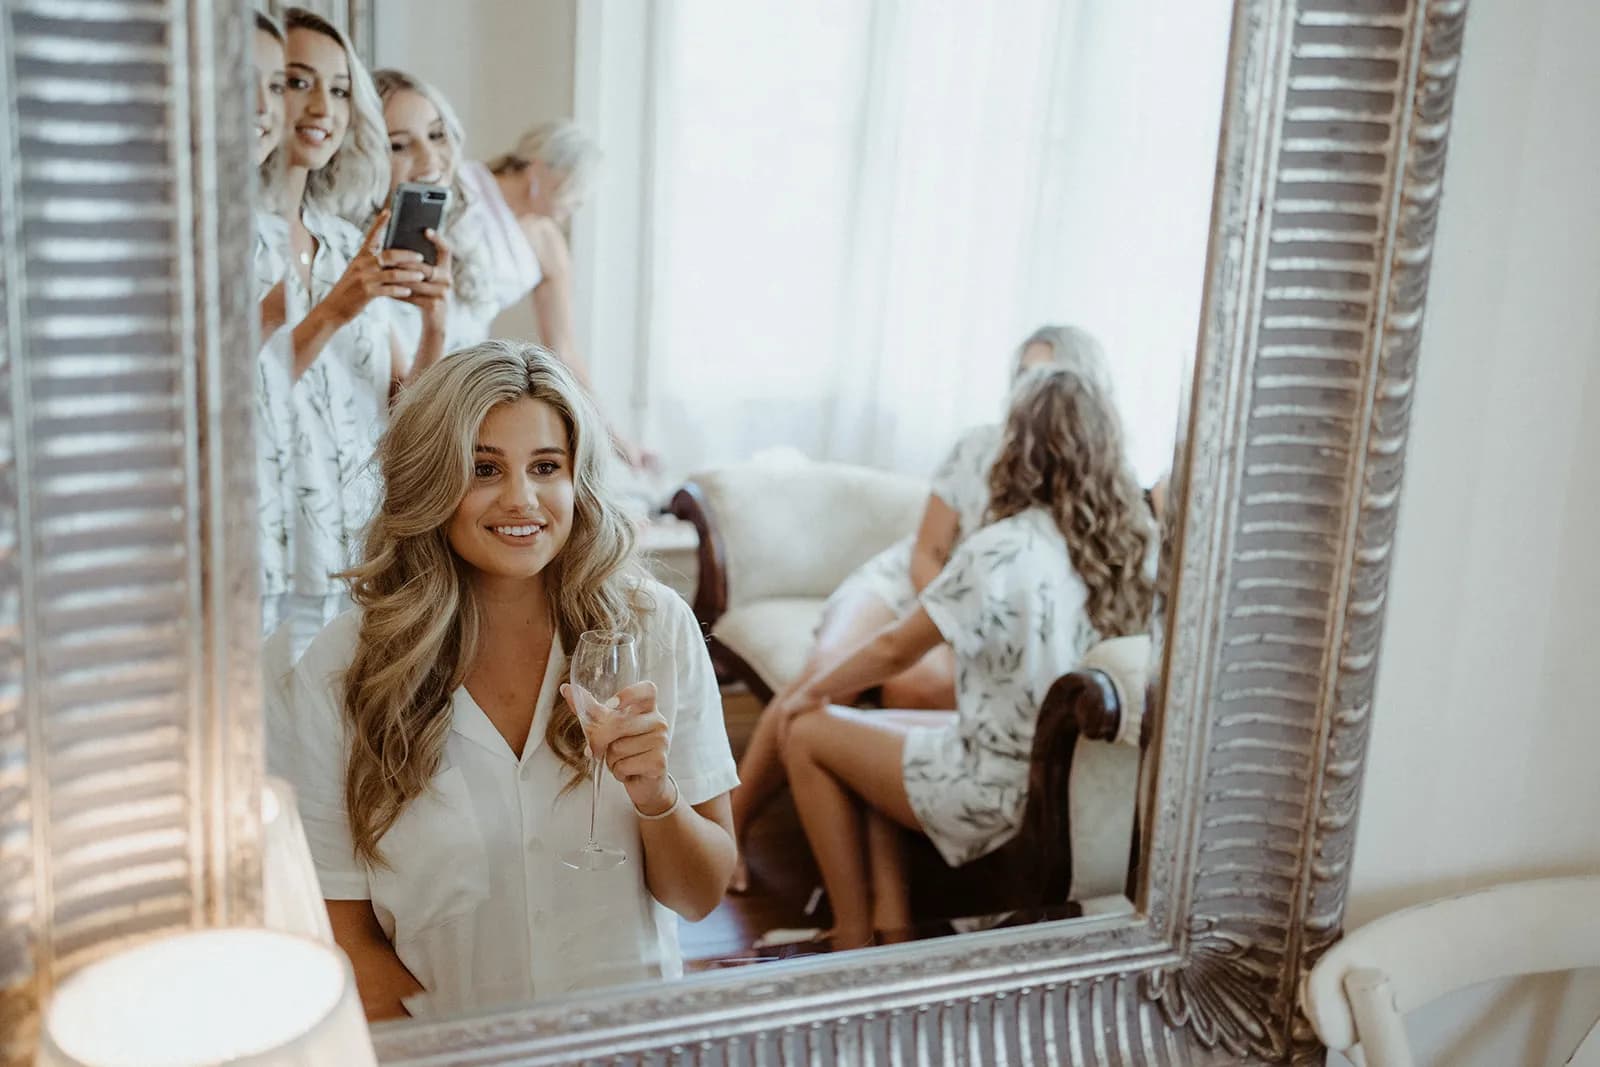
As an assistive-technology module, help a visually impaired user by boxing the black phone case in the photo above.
[385,185,449,265]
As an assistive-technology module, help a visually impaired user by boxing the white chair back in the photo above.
[1300,876,1600,1066]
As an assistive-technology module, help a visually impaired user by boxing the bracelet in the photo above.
[634,773,681,821]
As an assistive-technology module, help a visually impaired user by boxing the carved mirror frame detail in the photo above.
[0,0,1466,1064]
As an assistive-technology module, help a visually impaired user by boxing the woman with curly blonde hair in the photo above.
[772,362,1156,949]
[280,342,737,1020]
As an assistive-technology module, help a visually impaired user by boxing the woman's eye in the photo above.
[532,461,560,477]
[286,76,309,91]
[429,130,448,143]
[269,80,286,95]
[389,140,405,153]
[474,462,498,478]
[332,86,350,99]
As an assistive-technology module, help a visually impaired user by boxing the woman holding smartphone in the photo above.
[281,342,738,1020]
[370,77,653,466]
[266,8,454,655]
[369,69,493,355]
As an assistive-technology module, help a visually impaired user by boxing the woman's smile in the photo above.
[487,520,547,545]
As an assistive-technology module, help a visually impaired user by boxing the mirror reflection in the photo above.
[251,0,1231,1024]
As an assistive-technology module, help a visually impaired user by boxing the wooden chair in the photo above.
[1300,876,1600,1066]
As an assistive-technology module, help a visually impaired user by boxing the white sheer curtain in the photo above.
[638,0,1232,483]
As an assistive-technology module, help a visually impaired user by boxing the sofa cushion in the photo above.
[711,597,828,694]
[689,456,926,609]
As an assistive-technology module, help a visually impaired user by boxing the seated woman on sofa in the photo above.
[728,325,1111,892]
[769,361,1156,948]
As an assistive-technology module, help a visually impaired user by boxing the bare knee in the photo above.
[781,714,823,773]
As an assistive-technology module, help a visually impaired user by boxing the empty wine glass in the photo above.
[558,630,637,871]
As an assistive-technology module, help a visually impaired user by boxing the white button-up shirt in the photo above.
[280,584,739,1019]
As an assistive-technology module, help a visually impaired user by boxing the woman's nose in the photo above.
[500,472,536,510]
[418,142,442,178]
[305,84,329,115]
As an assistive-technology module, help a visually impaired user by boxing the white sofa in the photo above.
[666,451,926,698]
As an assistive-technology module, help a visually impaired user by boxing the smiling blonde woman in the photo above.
[276,341,738,1021]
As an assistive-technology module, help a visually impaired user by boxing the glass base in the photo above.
[559,843,627,871]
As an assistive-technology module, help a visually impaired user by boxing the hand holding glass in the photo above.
[559,630,637,871]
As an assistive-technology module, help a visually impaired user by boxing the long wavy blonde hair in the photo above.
[280,8,389,222]
[988,364,1155,638]
[339,341,647,867]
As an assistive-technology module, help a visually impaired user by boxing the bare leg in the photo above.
[866,811,913,941]
[729,593,898,891]
[783,707,922,948]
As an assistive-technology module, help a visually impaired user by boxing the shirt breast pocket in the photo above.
[369,763,490,939]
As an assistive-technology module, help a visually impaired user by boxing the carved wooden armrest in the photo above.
[666,482,729,633]
[1012,668,1152,908]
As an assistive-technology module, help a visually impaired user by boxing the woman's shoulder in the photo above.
[956,422,1002,452]
[630,576,697,641]
[965,507,1064,557]
[518,214,565,267]
[295,608,364,685]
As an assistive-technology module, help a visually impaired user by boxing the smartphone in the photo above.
[383,182,451,265]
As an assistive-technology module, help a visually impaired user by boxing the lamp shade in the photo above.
[36,928,376,1067]
[262,777,334,943]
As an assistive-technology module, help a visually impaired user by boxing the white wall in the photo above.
[1334,0,1600,1061]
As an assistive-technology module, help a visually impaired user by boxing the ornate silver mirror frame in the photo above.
[0,0,1467,1063]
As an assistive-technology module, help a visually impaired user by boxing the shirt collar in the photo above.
[449,633,566,764]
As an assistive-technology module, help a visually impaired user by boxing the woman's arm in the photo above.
[773,610,946,749]
[637,793,737,921]
[522,217,595,390]
[573,680,738,920]
[326,898,425,1022]
[291,213,425,383]
[907,495,960,593]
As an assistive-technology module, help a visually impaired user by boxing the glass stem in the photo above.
[587,756,603,847]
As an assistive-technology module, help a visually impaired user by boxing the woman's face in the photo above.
[384,88,456,196]
[448,397,576,585]
[1017,340,1057,374]
[251,30,286,167]
[283,27,351,172]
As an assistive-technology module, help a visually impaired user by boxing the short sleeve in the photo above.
[918,517,1039,662]
[928,424,1001,533]
[282,614,371,900]
[656,594,740,806]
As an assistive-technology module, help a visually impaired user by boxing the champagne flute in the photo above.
[558,630,637,871]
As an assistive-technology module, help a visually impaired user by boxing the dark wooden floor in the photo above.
[675,688,1070,967]
[678,688,827,966]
